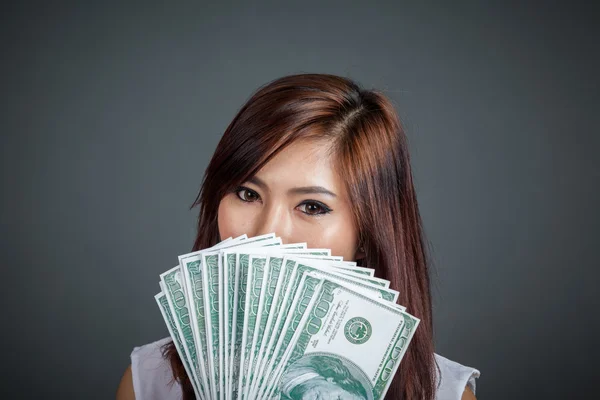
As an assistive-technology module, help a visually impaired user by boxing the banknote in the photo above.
[159,267,207,396]
[155,291,205,400]
[255,272,325,399]
[200,234,279,399]
[154,233,418,400]
[200,236,289,400]
[227,241,307,400]
[240,250,340,399]
[246,254,383,398]
[176,236,249,398]
[250,257,403,399]
[265,275,419,400]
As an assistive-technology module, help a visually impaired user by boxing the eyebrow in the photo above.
[247,176,338,198]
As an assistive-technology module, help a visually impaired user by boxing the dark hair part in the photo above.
[163,73,436,399]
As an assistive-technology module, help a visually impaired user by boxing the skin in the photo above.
[218,140,362,261]
[116,365,134,400]
[116,139,477,399]
[463,386,477,400]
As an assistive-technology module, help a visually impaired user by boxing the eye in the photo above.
[296,200,332,216]
[235,186,261,203]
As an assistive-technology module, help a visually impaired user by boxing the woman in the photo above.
[117,73,480,399]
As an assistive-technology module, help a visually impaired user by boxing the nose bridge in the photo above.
[256,201,288,238]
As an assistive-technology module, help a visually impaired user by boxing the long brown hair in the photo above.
[163,73,436,399]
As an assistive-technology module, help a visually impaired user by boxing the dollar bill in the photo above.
[199,233,279,399]
[252,259,400,398]
[246,252,363,398]
[236,254,268,399]
[177,236,249,399]
[238,248,328,399]
[227,241,309,400]
[159,267,206,398]
[155,234,419,400]
[265,276,419,400]
[155,291,205,400]
[255,272,324,399]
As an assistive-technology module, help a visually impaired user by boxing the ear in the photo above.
[354,244,366,261]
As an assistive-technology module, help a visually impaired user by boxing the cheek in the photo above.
[217,195,359,261]
[217,195,259,239]
[298,215,359,261]
[217,197,242,240]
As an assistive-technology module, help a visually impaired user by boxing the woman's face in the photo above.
[218,140,360,261]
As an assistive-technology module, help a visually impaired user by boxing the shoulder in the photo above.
[116,364,135,400]
[121,337,182,400]
[434,353,481,400]
[462,385,477,400]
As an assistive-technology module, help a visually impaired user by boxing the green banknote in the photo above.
[199,234,279,400]
[237,248,330,399]
[255,272,325,399]
[155,291,205,400]
[217,239,301,400]
[247,253,364,398]
[236,255,268,399]
[159,267,205,397]
[177,235,248,399]
[227,241,307,400]
[251,258,401,399]
[266,276,419,400]
[154,233,419,400]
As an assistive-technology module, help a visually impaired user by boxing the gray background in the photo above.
[1,1,598,399]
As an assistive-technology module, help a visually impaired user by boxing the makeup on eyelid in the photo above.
[233,185,333,216]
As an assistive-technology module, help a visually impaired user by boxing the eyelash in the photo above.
[233,186,333,216]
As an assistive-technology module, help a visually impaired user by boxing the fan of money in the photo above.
[156,233,419,400]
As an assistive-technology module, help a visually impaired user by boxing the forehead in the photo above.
[254,140,342,191]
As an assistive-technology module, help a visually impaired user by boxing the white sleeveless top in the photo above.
[131,337,480,400]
